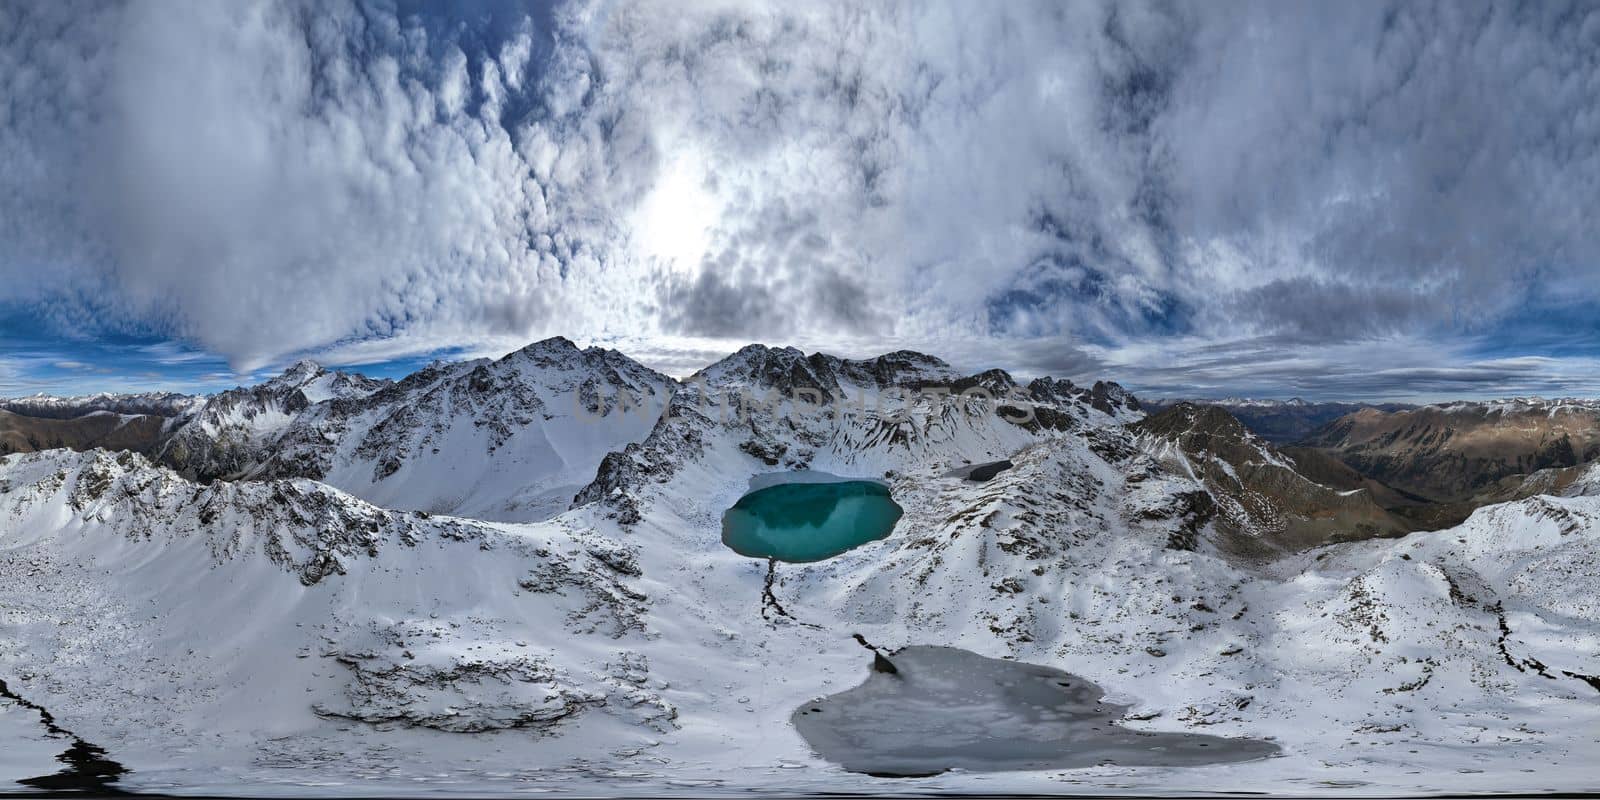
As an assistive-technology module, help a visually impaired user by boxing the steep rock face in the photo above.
[0,448,451,585]
[159,339,675,522]
[1028,377,1142,417]
[1131,403,1411,553]
[1304,400,1600,502]
[685,345,846,403]
[831,349,959,388]
[1563,462,1600,497]
[1088,380,1142,416]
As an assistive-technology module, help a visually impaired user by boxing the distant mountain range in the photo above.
[1143,397,1416,443]
[0,391,202,420]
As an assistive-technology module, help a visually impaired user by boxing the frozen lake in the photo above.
[793,645,1280,777]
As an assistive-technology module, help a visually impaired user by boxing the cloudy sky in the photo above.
[3,0,1599,402]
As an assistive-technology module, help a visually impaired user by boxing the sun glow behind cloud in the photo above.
[630,152,722,275]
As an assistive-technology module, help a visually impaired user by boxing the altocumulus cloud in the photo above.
[2,0,1599,398]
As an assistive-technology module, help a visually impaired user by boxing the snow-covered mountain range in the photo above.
[2,340,1598,795]
[0,392,202,420]
[0,393,199,461]
[151,338,675,522]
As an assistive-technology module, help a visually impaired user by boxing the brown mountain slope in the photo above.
[1382,460,1600,529]
[1131,403,1412,554]
[1303,399,1600,503]
[1278,446,1428,509]
[0,409,170,456]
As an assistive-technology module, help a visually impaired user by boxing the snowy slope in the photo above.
[1,343,1598,795]
[297,338,673,522]
[0,449,675,789]
[561,346,1600,793]
[575,344,1137,523]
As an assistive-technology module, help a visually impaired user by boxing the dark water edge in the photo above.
[0,676,129,795]
[944,459,1015,482]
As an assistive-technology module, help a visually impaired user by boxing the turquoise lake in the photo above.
[722,480,904,563]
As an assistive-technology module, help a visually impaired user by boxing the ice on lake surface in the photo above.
[792,645,1279,777]
[722,478,903,563]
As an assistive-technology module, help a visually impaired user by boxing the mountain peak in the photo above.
[948,367,1018,395]
[1135,401,1249,441]
[512,336,581,359]
[831,350,957,389]
[267,359,326,389]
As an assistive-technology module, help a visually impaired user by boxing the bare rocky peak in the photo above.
[687,345,845,402]
[264,358,326,390]
[1088,380,1141,415]
[1131,404,1279,484]
[1026,376,1077,404]
[495,336,672,392]
[830,350,960,389]
[1028,376,1141,418]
